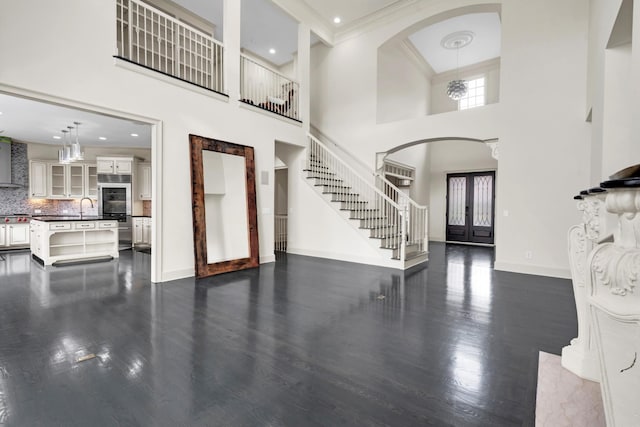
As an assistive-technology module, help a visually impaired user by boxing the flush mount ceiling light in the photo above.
[333,16,341,24]
[442,31,474,101]
[269,48,276,55]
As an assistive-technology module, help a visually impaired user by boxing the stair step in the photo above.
[391,250,428,261]
[339,201,368,209]
[358,218,392,227]
[304,164,330,170]
[322,191,359,196]
[340,208,378,212]
[311,177,345,185]
[360,224,397,230]
[317,185,352,192]
[351,213,386,220]
[370,235,401,241]
[306,171,337,178]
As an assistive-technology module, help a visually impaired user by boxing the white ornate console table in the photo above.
[587,178,640,426]
[562,187,608,381]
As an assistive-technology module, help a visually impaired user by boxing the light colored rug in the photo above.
[536,351,605,427]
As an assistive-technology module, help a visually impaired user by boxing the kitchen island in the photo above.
[31,217,119,266]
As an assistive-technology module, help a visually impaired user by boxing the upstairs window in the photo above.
[459,77,485,110]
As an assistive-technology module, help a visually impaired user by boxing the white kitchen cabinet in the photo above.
[31,219,119,266]
[85,164,98,199]
[8,224,29,246]
[29,160,48,198]
[133,217,152,246]
[137,162,152,200]
[0,223,29,248]
[96,157,133,174]
[48,163,85,199]
[133,217,143,245]
[143,217,152,245]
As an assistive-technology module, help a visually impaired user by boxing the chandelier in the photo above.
[442,31,474,101]
[58,121,84,164]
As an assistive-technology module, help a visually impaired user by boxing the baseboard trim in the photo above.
[160,268,195,282]
[260,254,276,264]
[287,247,403,269]
[494,261,571,279]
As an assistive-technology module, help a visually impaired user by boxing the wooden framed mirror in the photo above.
[189,134,259,278]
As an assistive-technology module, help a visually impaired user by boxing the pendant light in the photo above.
[442,31,474,101]
[58,129,71,164]
[71,121,84,161]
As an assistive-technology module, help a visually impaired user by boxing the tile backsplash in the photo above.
[0,141,30,215]
[142,200,152,216]
[0,141,99,216]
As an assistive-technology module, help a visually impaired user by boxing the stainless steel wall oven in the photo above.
[98,174,132,250]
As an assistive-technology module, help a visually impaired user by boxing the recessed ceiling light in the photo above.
[0,112,3,115]
[333,16,341,24]
[130,133,138,137]
[53,135,62,140]
[269,48,276,55]
[99,136,107,141]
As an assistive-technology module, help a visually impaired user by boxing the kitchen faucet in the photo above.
[80,197,94,219]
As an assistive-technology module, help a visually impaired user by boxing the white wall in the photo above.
[0,0,307,281]
[427,140,497,241]
[601,43,632,178]
[274,168,288,215]
[275,141,398,267]
[386,144,430,205]
[494,0,590,278]
[28,142,152,162]
[377,40,430,123]
[310,0,590,278]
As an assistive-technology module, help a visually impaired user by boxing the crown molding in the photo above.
[334,0,423,44]
[430,57,501,84]
[271,0,335,46]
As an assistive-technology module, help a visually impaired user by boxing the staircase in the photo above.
[304,134,428,268]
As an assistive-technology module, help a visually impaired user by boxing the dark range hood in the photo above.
[0,137,22,188]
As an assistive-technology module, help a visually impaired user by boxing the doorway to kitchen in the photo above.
[446,171,495,244]
[0,87,160,281]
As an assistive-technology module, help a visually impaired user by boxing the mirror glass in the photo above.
[190,135,259,278]
[202,151,250,263]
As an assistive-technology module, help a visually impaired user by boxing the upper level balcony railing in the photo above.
[240,54,300,122]
[116,0,225,94]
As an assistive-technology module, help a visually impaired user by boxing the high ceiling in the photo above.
[172,0,500,72]
[0,1,501,147]
[0,94,151,148]
[301,0,407,28]
[408,13,502,74]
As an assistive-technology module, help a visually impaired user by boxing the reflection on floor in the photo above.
[0,243,577,426]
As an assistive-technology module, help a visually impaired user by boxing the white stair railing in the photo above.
[240,54,300,121]
[275,214,288,252]
[374,176,428,254]
[307,135,427,261]
[116,0,225,93]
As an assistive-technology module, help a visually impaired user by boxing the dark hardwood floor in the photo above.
[0,243,576,426]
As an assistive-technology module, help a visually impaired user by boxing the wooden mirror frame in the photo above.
[189,134,259,278]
